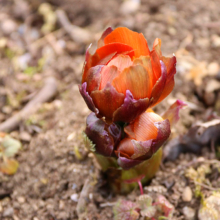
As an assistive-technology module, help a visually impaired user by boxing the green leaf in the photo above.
[82,132,96,152]
[113,200,139,220]
[137,195,156,218]
[0,158,19,175]
[2,135,22,157]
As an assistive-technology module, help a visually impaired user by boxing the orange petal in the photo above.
[96,42,134,61]
[104,27,150,58]
[153,38,162,58]
[124,123,135,139]
[107,54,133,72]
[83,42,135,82]
[150,49,161,84]
[155,77,175,104]
[91,83,125,121]
[133,56,153,79]
[116,138,134,157]
[99,66,119,90]
[133,112,163,141]
[82,44,115,83]
[112,64,153,100]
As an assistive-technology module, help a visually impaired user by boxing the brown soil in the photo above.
[0,0,220,219]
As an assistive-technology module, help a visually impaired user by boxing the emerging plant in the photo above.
[113,194,174,220]
[0,133,22,175]
[79,27,185,193]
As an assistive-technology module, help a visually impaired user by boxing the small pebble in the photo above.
[182,186,192,202]
[89,193,93,200]
[120,0,140,14]
[17,196,25,203]
[59,200,65,210]
[67,132,75,141]
[19,131,31,142]
[72,183,77,190]
[70,193,78,202]
[3,207,14,217]
[182,206,196,220]
[207,62,219,76]
[1,19,17,35]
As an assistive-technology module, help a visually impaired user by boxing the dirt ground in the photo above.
[0,0,220,219]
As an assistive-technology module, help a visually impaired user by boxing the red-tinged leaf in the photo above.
[97,27,113,48]
[155,55,177,104]
[113,90,149,123]
[117,154,143,170]
[113,200,140,220]
[162,100,187,126]
[79,82,99,114]
[155,195,174,217]
[85,113,121,157]
[150,60,167,106]
[84,65,103,94]
[130,139,152,159]
[0,158,19,175]
[162,55,176,82]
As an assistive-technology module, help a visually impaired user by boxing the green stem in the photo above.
[94,148,163,194]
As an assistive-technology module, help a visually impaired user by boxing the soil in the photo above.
[0,0,220,219]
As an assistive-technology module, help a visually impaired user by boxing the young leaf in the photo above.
[0,158,19,175]
[113,200,140,220]
[155,195,174,218]
[2,135,22,157]
[137,194,156,218]
[82,132,96,152]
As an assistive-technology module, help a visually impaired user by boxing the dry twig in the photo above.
[76,177,93,219]
[0,77,57,132]
[56,9,92,43]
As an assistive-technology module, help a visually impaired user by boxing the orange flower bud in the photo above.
[116,110,170,169]
[79,27,176,123]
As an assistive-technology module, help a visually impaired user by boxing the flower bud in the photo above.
[116,110,170,170]
[79,27,176,123]
[84,113,122,157]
